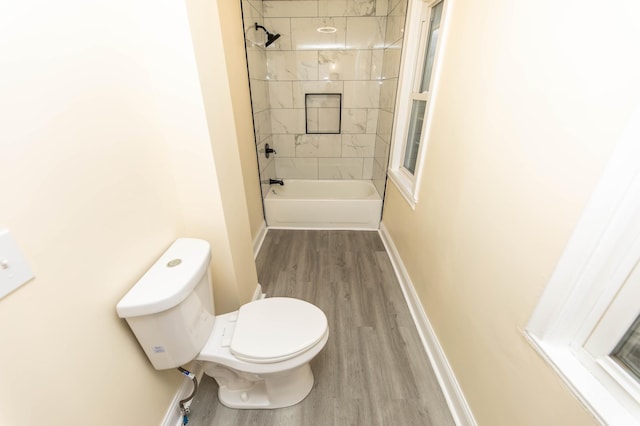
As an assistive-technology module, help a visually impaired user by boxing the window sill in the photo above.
[388,169,417,210]
[526,332,639,425]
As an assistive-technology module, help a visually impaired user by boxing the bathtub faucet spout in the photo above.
[269,178,284,186]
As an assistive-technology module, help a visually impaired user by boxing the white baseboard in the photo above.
[253,220,268,259]
[161,362,205,426]
[379,222,477,426]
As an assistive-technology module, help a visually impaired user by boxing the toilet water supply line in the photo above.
[177,367,198,425]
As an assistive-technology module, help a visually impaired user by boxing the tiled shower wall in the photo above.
[372,0,406,196]
[242,0,407,197]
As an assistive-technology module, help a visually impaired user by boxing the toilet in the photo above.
[116,238,329,409]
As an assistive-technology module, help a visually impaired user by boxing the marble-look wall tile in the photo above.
[245,0,264,14]
[250,79,269,113]
[264,1,317,18]
[346,0,376,16]
[345,17,385,49]
[366,108,379,133]
[267,51,318,80]
[377,109,393,143]
[379,77,397,111]
[379,145,390,170]
[318,50,372,80]
[382,41,402,79]
[319,0,376,17]
[271,108,305,134]
[306,107,342,134]
[374,134,389,161]
[292,81,344,108]
[371,50,384,80]
[242,1,263,26]
[373,137,390,197]
[246,50,267,79]
[384,14,405,46]
[319,158,364,179]
[375,0,388,16]
[373,156,387,178]
[373,134,390,195]
[342,134,376,157]
[372,159,386,196]
[363,157,374,178]
[254,109,272,143]
[263,18,292,50]
[295,133,317,156]
[245,36,264,51]
[291,17,347,50]
[295,134,342,157]
[269,81,294,108]
[262,159,277,196]
[344,81,380,108]
[341,108,368,133]
[275,158,319,179]
[305,93,341,107]
[387,0,403,16]
[318,0,347,17]
[373,180,386,197]
[389,0,407,16]
[271,134,297,157]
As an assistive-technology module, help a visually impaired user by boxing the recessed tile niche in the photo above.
[305,93,341,134]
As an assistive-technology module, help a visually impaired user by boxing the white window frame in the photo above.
[388,0,451,208]
[526,106,640,425]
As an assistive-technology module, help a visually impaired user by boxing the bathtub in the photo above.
[264,180,382,230]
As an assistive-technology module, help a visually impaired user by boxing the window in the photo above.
[612,314,640,381]
[403,99,427,174]
[526,107,640,425]
[389,0,448,207]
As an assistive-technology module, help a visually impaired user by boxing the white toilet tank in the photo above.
[116,238,215,370]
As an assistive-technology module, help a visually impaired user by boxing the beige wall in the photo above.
[0,0,258,424]
[382,0,640,424]
[215,0,266,241]
[184,0,259,307]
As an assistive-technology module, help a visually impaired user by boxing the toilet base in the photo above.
[203,362,314,409]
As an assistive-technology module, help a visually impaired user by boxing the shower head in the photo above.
[265,32,281,48]
[254,22,281,48]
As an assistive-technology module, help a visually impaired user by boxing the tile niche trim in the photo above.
[305,93,342,134]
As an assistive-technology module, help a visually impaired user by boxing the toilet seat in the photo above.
[231,297,328,364]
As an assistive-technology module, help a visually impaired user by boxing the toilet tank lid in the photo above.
[116,238,211,318]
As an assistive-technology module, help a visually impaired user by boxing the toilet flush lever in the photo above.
[264,143,277,159]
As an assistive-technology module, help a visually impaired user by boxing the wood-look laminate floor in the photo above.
[187,230,455,426]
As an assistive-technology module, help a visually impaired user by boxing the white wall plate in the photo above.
[0,229,34,300]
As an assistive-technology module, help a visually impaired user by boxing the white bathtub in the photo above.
[264,180,382,230]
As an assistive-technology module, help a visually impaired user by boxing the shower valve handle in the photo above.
[265,143,277,158]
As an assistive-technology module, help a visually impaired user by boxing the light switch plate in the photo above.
[0,229,35,300]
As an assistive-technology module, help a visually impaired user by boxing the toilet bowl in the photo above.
[116,238,329,409]
[198,298,329,408]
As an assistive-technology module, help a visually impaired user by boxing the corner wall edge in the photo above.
[253,220,268,259]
